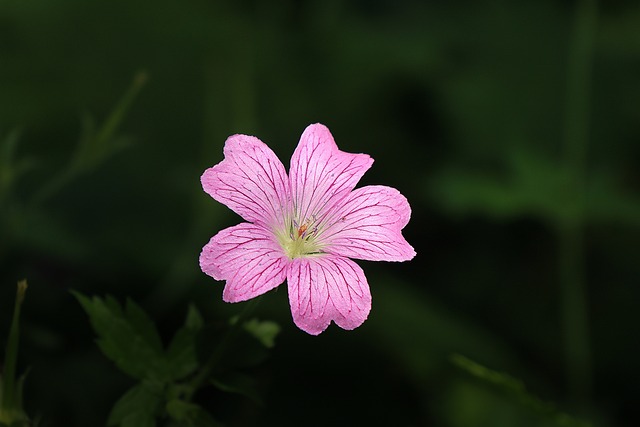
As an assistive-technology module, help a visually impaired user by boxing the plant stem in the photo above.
[560,0,597,406]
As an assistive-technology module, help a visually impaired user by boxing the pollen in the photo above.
[277,218,323,259]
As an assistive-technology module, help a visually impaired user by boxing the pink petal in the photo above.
[287,255,371,335]
[289,124,373,224]
[201,134,290,228]
[200,223,289,302]
[320,185,416,262]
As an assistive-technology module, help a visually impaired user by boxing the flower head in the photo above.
[199,123,415,334]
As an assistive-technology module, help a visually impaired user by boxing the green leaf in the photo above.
[211,371,263,406]
[242,318,280,349]
[72,292,169,381]
[166,305,204,381]
[107,382,163,427]
[124,298,164,354]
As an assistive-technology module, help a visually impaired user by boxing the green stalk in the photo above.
[0,280,28,424]
[560,0,597,405]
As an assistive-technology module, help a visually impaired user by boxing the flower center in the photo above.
[276,218,324,259]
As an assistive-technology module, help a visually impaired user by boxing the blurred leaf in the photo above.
[32,71,146,205]
[211,371,263,406]
[242,318,280,349]
[442,379,537,427]
[73,71,146,171]
[453,354,525,394]
[88,71,147,164]
[430,145,572,222]
[452,354,592,427]
[72,292,169,381]
[165,400,223,427]
[166,305,204,381]
[107,382,163,427]
[585,171,640,226]
[431,143,640,229]
[184,305,204,329]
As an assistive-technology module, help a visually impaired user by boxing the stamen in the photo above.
[297,223,308,239]
[278,216,324,259]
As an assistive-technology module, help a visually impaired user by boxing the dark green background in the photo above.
[1,0,639,426]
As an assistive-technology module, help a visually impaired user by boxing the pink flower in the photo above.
[199,123,415,335]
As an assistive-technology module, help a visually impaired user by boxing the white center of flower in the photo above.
[276,218,324,259]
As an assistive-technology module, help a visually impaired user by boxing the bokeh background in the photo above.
[1,0,639,426]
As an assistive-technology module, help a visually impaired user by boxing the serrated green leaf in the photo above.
[242,319,280,349]
[72,291,169,381]
[212,371,263,406]
[125,299,163,354]
[166,306,204,381]
[108,382,162,427]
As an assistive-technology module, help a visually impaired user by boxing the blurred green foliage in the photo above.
[73,293,274,426]
[1,0,639,426]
